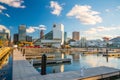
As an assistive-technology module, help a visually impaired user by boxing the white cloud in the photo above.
[0,5,6,10]
[26,27,36,33]
[116,6,120,11]
[0,25,9,32]
[67,5,102,25]
[39,25,46,30]
[0,5,6,13]
[105,9,110,12]
[0,0,25,8]
[26,25,46,33]
[0,5,10,17]
[50,1,62,16]
[0,0,25,17]
[5,13,10,17]
[83,26,120,40]
[85,26,118,34]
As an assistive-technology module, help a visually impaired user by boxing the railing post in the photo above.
[41,54,47,75]
[23,49,25,56]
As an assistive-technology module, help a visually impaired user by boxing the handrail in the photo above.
[0,47,11,60]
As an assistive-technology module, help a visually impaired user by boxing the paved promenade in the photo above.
[13,49,120,80]
[13,49,41,80]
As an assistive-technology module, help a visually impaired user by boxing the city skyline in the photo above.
[0,0,120,40]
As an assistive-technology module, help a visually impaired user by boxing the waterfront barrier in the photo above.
[0,53,9,69]
[0,47,11,60]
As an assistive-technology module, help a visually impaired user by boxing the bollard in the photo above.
[23,49,25,56]
[106,48,108,55]
[41,54,47,75]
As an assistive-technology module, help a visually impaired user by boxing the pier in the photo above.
[33,58,71,66]
[12,49,120,80]
[103,53,120,57]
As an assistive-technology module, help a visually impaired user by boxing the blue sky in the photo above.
[0,0,120,40]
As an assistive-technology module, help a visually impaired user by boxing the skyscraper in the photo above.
[26,35,32,42]
[18,25,26,42]
[0,29,10,47]
[72,31,80,41]
[64,32,67,43]
[13,33,19,44]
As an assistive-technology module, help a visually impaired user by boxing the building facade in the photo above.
[72,31,80,41]
[0,29,10,47]
[40,30,44,39]
[18,25,26,42]
[34,23,65,48]
[26,35,32,42]
[64,32,67,44]
[53,24,64,45]
[13,33,19,44]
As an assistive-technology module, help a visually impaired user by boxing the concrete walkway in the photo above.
[13,49,120,80]
[13,49,41,80]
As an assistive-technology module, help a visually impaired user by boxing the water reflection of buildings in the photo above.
[52,64,64,73]
[52,52,80,73]
[52,52,65,73]
[0,53,9,69]
[71,54,80,60]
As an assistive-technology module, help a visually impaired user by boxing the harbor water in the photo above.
[0,51,13,80]
[34,52,120,74]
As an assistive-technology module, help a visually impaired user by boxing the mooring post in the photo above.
[106,48,108,55]
[41,54,47,75]
[23,49,25,56]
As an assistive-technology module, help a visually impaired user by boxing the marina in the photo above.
[1,47,120,80]
[12,49,120,80]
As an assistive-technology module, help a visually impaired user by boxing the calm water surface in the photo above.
[35,52,120,74]
[0,52,12,80]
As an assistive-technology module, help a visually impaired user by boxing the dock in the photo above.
[13,49,120,80]
[33,58,71,66]
[103,53,120,57]
[13,49,41,80]
[25,55,55,59]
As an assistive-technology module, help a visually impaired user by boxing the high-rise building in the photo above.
[80,37,87,48]
[72,31,80,41]
[0,29,10,47]
[26,35,32,42]
[0,29,10,40]
[53,24,64,45]
[64,32,67,43]
[13,33,19,44]
[34,23,65,48]
[18,25,26,41]
[40,30,44,39]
